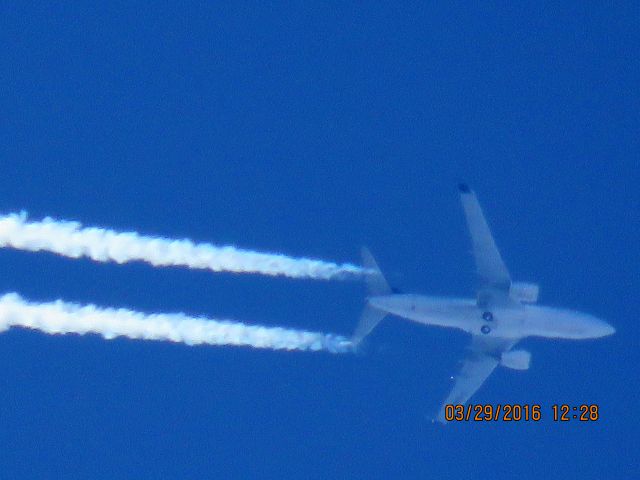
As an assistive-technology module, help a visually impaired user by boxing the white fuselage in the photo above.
[368,294,615,340]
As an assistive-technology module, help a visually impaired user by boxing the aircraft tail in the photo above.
[361,247,391,296]
[352,248,391,345]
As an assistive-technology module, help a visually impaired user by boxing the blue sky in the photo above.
[0,2,637,478]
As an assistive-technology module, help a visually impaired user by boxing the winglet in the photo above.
[458,183,471,193]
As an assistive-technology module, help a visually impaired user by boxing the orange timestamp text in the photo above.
[444,403,541,422]
[443,404,601,422]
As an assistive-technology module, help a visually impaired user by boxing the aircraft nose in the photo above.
[600,322,616,337]
[593,319,615,338]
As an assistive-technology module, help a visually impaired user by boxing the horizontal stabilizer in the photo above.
[352,248,391,345]
[361,247,391,296]
[352,304,387,346]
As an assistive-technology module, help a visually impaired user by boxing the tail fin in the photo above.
[352,248,391,345]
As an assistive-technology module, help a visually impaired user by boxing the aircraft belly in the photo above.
[409,305,526,338]
[370,295,528,338]
[409,302,478,332]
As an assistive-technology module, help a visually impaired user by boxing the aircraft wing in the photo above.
[436,335,519,423]
[458,184,511,293]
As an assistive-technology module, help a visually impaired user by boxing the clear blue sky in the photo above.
[1,2,637,478]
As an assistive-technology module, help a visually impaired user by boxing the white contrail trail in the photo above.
[0,293,353,353]
[0,212,368,280]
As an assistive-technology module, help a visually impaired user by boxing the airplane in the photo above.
[353,184,615,423]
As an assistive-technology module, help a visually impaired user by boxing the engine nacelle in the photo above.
[500,350,531,370]
[510,282,539,303]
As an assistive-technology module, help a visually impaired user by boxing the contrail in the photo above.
[0,293,353,353]
[0,212,368,280]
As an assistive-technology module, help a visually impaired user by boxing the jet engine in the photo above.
[500,350,531,370]
[510,282,539,303]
